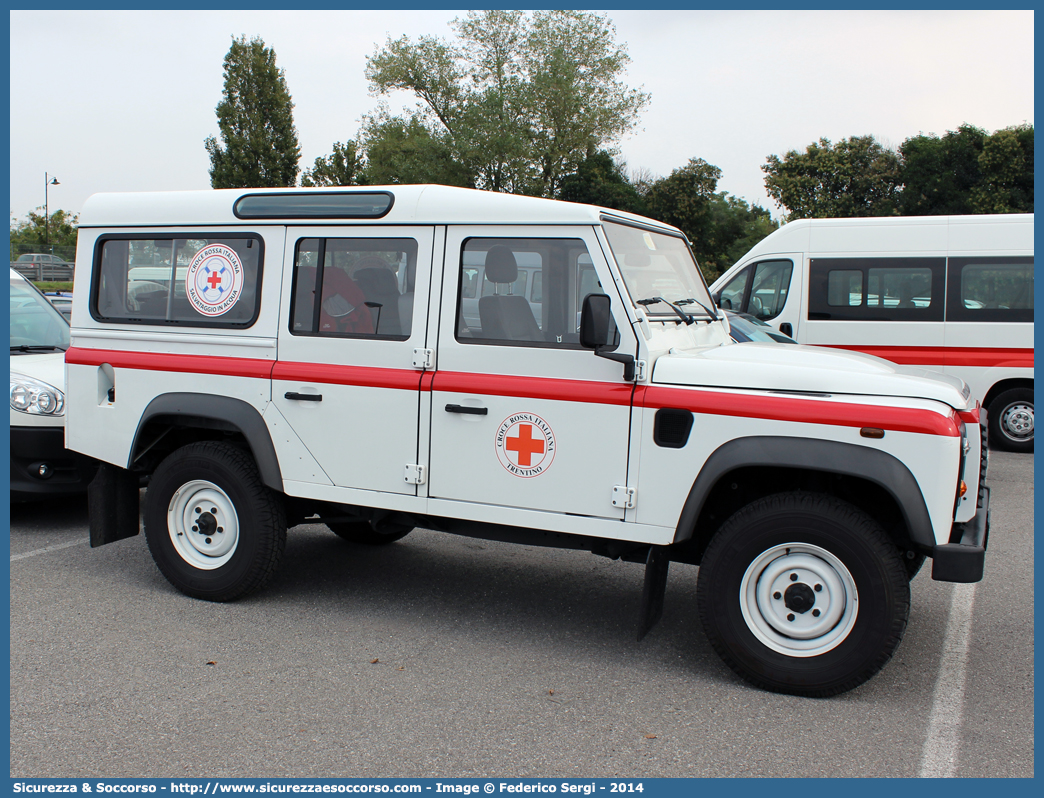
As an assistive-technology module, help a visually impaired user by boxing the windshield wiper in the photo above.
[636,296,695,325]
[11,345,65,353]
[675,297,719,321]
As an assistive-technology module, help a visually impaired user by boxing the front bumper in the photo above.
[932,485,990,583]
[10,425,99,501]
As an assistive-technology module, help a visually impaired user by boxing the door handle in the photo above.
[445,404,487,415]
[285,392,322,402]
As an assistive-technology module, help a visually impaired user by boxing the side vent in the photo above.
[653,408,694,448]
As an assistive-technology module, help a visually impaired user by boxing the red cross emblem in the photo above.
[207,269,224,289]
[505,424,545,466]
[496,413,556,477]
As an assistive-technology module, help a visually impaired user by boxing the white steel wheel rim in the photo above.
[739,542,858,658]
[167,480,240,570]
[1001,402,1033,441]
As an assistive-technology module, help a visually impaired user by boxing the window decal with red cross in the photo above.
[495,413,557,478]
[185,244,244,317]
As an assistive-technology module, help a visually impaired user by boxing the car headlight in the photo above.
[10,372,65,416]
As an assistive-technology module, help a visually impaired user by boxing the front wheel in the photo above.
[988,388,1033,453]
[697,492,910,697]
[144,442,286,601]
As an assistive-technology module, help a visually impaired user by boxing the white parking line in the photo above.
[918,583,978,778]
[10,538,90,562]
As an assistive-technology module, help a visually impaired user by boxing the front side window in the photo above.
[602,221,716,319]
[457,237,603,347]
[290,238,417,338]
[717,267,750,312]
[947,257,1033,323]
[747,260,793,320]
[93,235,263,327]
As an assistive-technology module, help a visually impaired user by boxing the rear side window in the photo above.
[92,235,263,327]
[946,257,1033,323]
[289,237,418,339]
[808,257,945,321]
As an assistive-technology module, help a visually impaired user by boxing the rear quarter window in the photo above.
[946,257,1033,323]
[91,234,264,327]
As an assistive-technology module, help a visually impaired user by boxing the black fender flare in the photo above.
[673,436,936,548]
[130,393,283,491]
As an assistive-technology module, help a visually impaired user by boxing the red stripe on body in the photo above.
[65,348,960,436]
[637,384,960,437]
[823,345,1033,369]
[65,347,274,379]
[272,361,422,391]
[431,370,634,406]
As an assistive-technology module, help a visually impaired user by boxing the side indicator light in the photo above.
[860,428,885,439]
[959,481,968,497]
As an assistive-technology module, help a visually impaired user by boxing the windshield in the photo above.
[602,221,715,318]
[10,276,70,351]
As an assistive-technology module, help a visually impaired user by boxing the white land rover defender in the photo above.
[66,186,989,697]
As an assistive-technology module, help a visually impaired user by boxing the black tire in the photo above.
[987,388,1033,453]
[696,492,910,697]
[144,442,286,601]
[327,519,413,546]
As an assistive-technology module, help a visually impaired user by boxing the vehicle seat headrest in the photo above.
[484,245,518,284]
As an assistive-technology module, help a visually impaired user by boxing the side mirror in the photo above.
[579,293,612,349]
[712,290,723,308]
[579,293,634,381]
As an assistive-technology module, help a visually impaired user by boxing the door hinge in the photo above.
[404,464,426,485]
[635,360,647,382]
[612,485,637,509]
[412,348,434,369]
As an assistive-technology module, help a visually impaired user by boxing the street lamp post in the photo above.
[44,172,59,254]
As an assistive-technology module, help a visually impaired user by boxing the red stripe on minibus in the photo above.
[823,345,1033,369]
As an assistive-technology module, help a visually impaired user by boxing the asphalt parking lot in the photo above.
[9,451,1033,778]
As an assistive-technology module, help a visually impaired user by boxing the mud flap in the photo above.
[88,463,140,547]
[637,546,670,641]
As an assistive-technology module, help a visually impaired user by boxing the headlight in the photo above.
[10,372,65,416]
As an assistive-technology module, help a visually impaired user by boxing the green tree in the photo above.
[205,35,300,188]
[365,10,648,198]
[642,157,722,244]
[359,113,475,187]
[762,135,902,219]
[300,141,366,187]
[969,124,1034,213]
[10,209,78,260]
[700,194,779,280]
[556,149,645,214]
[897,124,987,215]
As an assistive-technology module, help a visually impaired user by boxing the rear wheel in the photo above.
[327,519,413,546]
[144,442,286,601]
[988,388,1033,453]
[697,492,910,697]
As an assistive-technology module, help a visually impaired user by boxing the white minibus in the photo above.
[710,214,1033,451]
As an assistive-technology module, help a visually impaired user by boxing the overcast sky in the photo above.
[8,9,1034,224]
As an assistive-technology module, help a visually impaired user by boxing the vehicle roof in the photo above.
[78,184,682,233]
[733,213,1033,265]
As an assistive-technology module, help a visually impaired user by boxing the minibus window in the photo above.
[946,256,1034,323]
[827,270,863,306]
